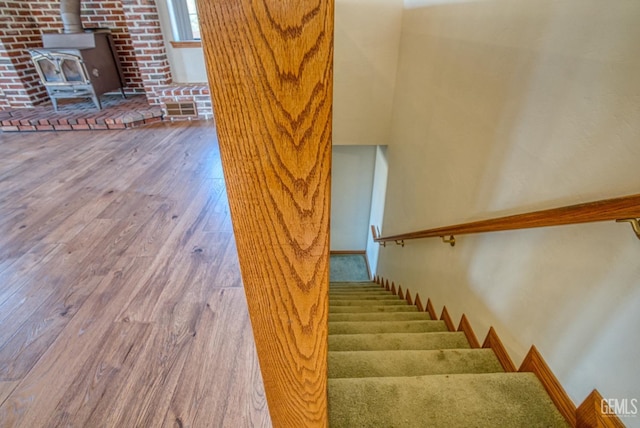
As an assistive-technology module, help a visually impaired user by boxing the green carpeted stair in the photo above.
[327,281,569,427]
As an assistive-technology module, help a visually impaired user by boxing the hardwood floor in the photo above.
[0,122,272,427]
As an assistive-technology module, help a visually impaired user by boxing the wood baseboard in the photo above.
[577,389,626,428]
[404,289,413,306]
[482,327,516,372]
[519,345,577,426]
[457,314,480,348]
[440,306,455,332]
[426,298,437,321]
[414,293,424,312]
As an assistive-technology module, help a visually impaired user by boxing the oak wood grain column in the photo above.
[196,1,333,426]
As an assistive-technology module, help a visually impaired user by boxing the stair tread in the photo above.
[329,294,399,300]
[328,372,568,427]
[328,349,504,378]
[329,332,471,351]
[329,320,448,335]
[330,299,408,306]
[329,282,384,290]
[330,305,418,313]
[331,282,378,285]
[329,312,431,322]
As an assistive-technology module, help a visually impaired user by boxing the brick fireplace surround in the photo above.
[0,0,212,128]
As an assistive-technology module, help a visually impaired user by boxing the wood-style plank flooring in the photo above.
[0,122,272,427]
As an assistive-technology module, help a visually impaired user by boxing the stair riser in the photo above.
[328,349,504,378]
[330,284,380,288]
[329,306,418,313]
[329,295,398,300]
[330,300,408,306]
[329,313,431,322]
[328,332,472,352]
[329,321,447,335]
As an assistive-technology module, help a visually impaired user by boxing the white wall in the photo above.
[366,146,389,274]
[333,0,404,146]
[330,0,401,256]
[331,146,377,251]
[155,0,208,83]
[378,0,640,412]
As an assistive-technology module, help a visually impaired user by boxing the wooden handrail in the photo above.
[372,193,640,244]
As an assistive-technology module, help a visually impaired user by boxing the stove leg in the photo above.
[92,94,102,110]
[120,88,127,99]
[88,86,102,110]
[51,97,59,112]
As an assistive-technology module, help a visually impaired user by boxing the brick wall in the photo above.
[121,0,171,105]
[0,2,47,107]
[0,0,170,108]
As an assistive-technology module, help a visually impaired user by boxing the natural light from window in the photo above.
[185,0,200,39]
[168,0,200,41]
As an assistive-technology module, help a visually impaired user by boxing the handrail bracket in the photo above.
[441,235,456,247]
[616,218,640,240]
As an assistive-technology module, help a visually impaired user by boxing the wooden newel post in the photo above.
[197,1,333,426]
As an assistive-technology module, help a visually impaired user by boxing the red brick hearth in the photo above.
[0,94,163,132]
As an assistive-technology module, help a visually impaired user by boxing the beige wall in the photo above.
[331,146,377,251]
[378,0,640,408]
[333,0,404,145]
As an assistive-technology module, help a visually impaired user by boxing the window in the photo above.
[168,0,200,41]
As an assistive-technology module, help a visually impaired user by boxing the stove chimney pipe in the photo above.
[60,0,83,33]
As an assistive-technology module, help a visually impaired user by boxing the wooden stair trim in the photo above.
[414,293,424,312]
[457,314,480,348]
[426,298,437,321]
[405,289,413,306]
[385,279,390,292]
[577,389,626,428]
[440,306,455,332]
[482,327,516,372]
[519,345,577,426]
[397,285,404,300]
[391,282,397,295]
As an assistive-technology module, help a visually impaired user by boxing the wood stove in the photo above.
[29,0,126,110]
[30,30,125,111]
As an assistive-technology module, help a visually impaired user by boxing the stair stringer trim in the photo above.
[457,314,480,348]
[577,390,626,428]
[520,345,577,426]
[414,293,424,312]
[440,306,455,332]
[375,276,626,428]
[482,327,517,372]
[425,298,437,321]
